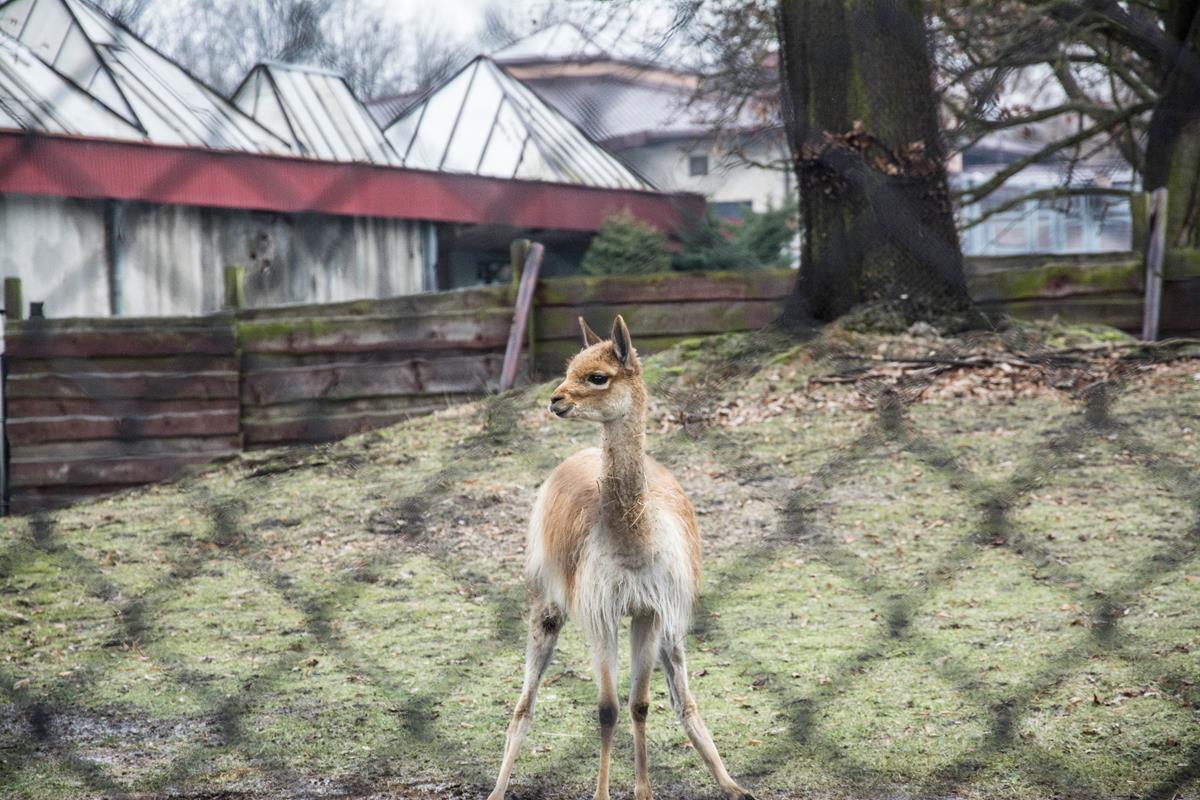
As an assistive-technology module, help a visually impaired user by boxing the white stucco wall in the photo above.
[0,194,426,318]
[0,194,110,318]
[120,205,426,315]
[616,134,794,214]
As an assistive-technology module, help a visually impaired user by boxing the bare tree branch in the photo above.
[955,100,1153,204]
[959,185,1132,230]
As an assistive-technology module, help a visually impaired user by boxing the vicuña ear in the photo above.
[579,317,603,348]
[611,315,633,366]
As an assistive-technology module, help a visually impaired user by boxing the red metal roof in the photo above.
[0,131,703,232]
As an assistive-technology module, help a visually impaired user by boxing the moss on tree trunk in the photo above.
[776,0,975,329]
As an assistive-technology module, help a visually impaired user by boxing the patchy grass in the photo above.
[1,323,1198,800]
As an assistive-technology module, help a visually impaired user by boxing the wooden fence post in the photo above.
[4,278,22,321]
[224,266,246,310]
[510,239,537,371]
[1141,188,1167,342]
[501,242,545,391]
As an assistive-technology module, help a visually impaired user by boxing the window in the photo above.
[711,201,753,221]
[688,154,709,176]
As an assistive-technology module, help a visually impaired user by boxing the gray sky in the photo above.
[377,0,537,48]
[376,0,681,59]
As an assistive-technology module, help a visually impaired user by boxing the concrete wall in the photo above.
[1,193,427,318]
[617,134,792,214]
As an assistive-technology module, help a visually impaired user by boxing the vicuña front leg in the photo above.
[629,613,660,800]
[487,600,564,800]
[592,624,620,800]
[659,636,755,800]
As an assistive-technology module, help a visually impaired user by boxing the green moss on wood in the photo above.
[969,260,1140,302]
[235,318,342,346]
[1164,248,1200,279]
[1130,192,1149,252]
[536,269,796,306]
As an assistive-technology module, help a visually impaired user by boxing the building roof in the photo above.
[524,75,733,147]
[0,130,703,231]
[384,56,654,191]
[232,61,401,165]
[0,0,290,153]
[0,27,140,137]
[365,90,420,128]
[492,22,608,64]
[491,23,778,148]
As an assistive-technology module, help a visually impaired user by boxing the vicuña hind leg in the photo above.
[659,636,755,800]
[487,599,564,800]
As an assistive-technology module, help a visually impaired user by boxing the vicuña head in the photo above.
[548,315,644,423]
[488,314,756,800]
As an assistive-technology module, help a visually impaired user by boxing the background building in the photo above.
[0,0,695,316]
[494,23,792,222]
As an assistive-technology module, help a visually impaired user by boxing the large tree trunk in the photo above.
[1143,0,1200,250]
[776,0,974,327]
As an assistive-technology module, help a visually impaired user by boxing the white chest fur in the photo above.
[572,508,696,642]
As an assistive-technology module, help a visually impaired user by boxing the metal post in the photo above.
[1141,188,1168,342]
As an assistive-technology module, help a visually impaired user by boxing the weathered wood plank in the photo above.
[241,348,499,370]
[235,286,510,321]
[6,408,240,445]
[242,354,510,405]
[7,397,237,418]
[236,311,513,354]
[240,394,485,446]
[10,435,243,464]
[243,406,455,447]
[967,259,1141,303]
[1163,249,1200,280]
[536,300,782,341]
[6,327,236,359]
[7,372,239,400]
[536,270,797,306]
[964,251,1138,275]
[241,394,465,421]
[7,313,233,332]
[1161,277,1200,333]
[6,354,236,375]
[534,334,709,375]
[982,293,1144,330]
[11,452,236,488]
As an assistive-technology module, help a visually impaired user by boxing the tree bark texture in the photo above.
[776,0,973,325]
[1143,0,1200,250]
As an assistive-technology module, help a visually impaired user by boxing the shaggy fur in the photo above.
[487,316,753,800]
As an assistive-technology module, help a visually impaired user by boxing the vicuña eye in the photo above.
[587,374,609,385]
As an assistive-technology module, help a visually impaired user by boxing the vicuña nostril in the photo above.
[550,395,565,404]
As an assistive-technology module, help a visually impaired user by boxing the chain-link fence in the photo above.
[2,9,1199,794]
[1,314,1197,798]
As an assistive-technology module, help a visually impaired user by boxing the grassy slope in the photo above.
[1,325,1198,800]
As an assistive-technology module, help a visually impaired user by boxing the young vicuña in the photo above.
[487,315,754,800]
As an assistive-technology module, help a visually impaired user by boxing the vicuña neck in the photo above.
[600,407,649,542]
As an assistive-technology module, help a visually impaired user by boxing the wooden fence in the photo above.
[534,270,795,372]
[4,251,1198,513]
[5,316,240,512]
[236,289,521,448]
